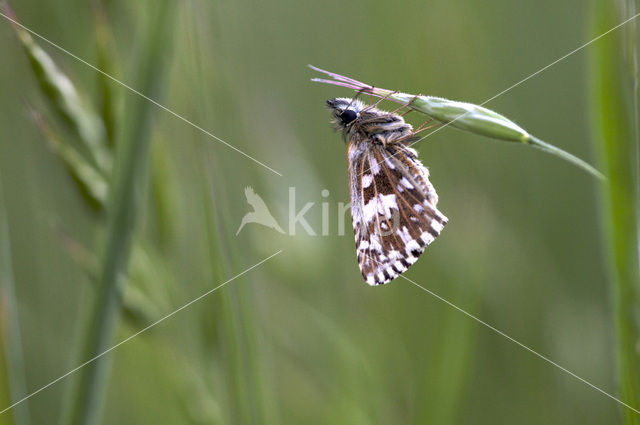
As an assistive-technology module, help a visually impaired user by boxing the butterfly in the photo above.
[326,97,448,285]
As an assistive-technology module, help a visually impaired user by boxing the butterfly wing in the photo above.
[348,141,448,285]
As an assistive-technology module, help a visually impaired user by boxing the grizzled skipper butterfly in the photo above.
[326,97,447,285]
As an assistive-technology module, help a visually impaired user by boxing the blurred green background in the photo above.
[0,0,638,424]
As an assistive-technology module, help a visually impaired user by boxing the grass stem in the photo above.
[62,2,176,425]
[0,178,31,425]
[590,2,640,422]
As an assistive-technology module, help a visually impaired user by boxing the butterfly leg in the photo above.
[390,94,420,116]
[416,121,442,136]
[361,90,399,113]
[395,121,442,145]
[414,120,440,133]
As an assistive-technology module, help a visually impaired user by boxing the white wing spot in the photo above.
[406,239,421,252]
[421,232,435,245]
[368,153,381,174]
[400,177,414,189]
[398,226,412,243]
[387,249,401,260]
[394,261,407,271]
[385,155,396,169]
[406,254,418,264]
[369,234,383,252]
[362,194,398,223]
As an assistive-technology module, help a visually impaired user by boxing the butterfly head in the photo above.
[326,97,365,129]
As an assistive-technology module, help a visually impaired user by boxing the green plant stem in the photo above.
[94,2,118,148]
[200,156,268,425]
[590,1,640,423]
[526,136,606,180]
[311,66,605,181]
[0,178,31,425]
[63,2,176,425]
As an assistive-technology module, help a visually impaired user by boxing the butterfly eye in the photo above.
[340,109,358,125]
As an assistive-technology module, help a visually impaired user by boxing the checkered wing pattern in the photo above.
[348,142,448,285]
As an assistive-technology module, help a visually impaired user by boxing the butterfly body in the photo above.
[328,97,413,146]
[327,97,448,286]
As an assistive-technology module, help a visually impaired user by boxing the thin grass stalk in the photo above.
[420,294,477,425]
[93,2,118,148]
[419,278,479,424]
[187,2,272,417]
[0,179,31,425]
[310,65,604,180]
[589,1,640,423]
[201,156,268,425]
[62,2,176,425]
[200,158,243,423]
[214,165,272,425]
[187,9,246,418]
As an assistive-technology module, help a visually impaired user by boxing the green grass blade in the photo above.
[589,1,640,423]
[200,157,269,425]
[526,136,606,180]
[0,178,31,425]
[61,2,177,425]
